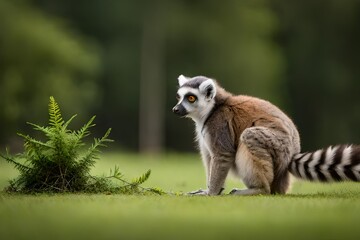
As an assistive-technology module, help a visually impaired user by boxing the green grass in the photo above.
[1,153,360,240]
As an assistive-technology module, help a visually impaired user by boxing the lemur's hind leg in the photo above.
[230,143,274,195]
[230,127,290,196]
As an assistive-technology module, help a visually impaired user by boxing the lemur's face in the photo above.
[172,75,216,121]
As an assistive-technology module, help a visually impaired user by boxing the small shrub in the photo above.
[0,96,164,195]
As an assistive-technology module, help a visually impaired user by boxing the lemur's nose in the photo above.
[172,106,179,113]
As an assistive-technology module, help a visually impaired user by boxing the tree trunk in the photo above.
[139,3,165,154]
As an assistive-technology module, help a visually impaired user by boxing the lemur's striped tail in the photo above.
[289,145,360,182]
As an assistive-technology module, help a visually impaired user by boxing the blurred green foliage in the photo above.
[0,0,99,146]
[0,0,359,152]
[273,0,360,149]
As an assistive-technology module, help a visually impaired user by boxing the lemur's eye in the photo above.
[187,95,197,103]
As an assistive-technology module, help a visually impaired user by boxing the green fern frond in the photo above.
[131,169,151,185]
[77,128,113,173]
[17,133,54,149]
[0,149,31,174]
[48,96,64,129]
[27,122,51,135]
[110,165,124,179]
[73,116,96,148]
[97,128,113,144]
[77,151,97,174]
[63,114,77,130]
[146,187,166,195]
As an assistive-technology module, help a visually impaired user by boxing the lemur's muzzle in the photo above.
[172,104,187,116]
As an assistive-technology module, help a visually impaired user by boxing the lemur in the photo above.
[172,75,360,196]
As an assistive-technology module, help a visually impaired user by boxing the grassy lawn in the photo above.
[1,152,359,240]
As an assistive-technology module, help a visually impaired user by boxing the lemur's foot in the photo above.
[229,188,240,195]
[187,189,208,196]
[229,188,268,196]
[188,188,225,196]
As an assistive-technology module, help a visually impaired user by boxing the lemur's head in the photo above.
[172,75,217,122]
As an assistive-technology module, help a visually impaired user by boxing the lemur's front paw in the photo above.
[188,187,225,196]
[229,188,240,195]
[187,189,209,196]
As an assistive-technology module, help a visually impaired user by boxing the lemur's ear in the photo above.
[199,79,216,100]
[178,75,189,86]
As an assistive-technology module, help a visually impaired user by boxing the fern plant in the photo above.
[0,96,164,194]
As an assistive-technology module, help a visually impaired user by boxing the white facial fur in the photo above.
[176,79,217,125]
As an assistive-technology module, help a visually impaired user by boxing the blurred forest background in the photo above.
[1,0,359,153]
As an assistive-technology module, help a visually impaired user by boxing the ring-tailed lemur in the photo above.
[172,75,360,196]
